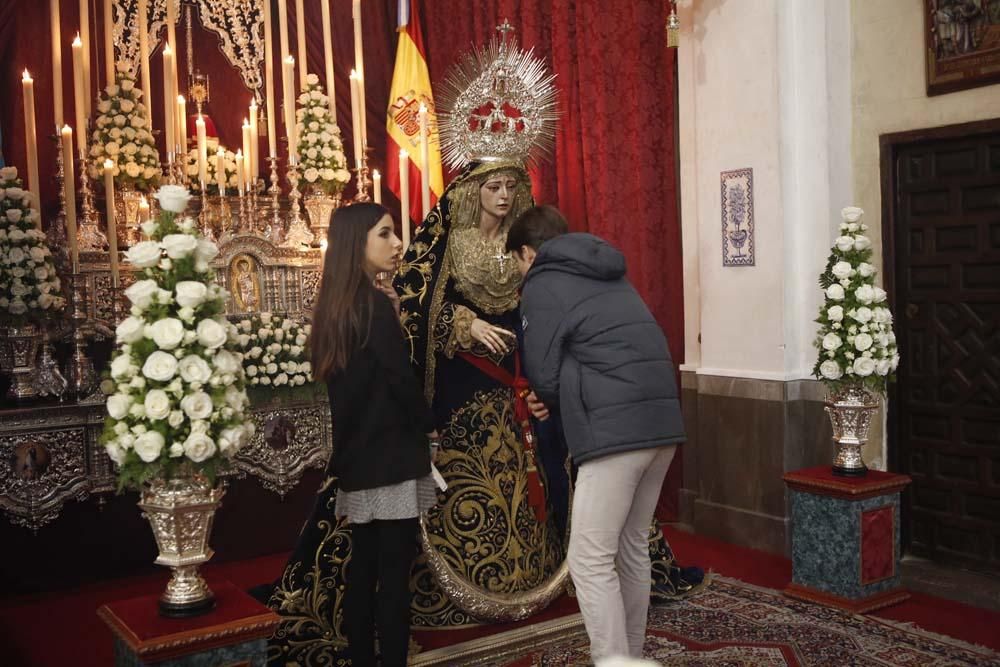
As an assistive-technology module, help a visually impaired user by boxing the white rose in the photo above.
[266,362,278,374]
[819,360,843,380]
[825,284,845,301]
[872,308,892,325]
[831,261,853,280]
[180,391,214,420]
[213,349,241,375]
[822,333,842,351]
[125,162,142,178]
[134,431,166,462]
[301,361,312,376]
[144,389,172,420]
[854,285,875,305]
[872,287,887,303]
[6,208,23,223]
[827,306,844,322]
[169,443,184,458]
[183,432,217,463]
[246,366,257,377]
[179,355,213,383]
[106,393,132,420]
[116,316,145,343]
[162,234,199,259]
[30,247,46,262]
[854,235,872,251]
[125,279,160,309]
[0,166,18,180]
[853,356,876,377]
[834,236,854,252]
[853,306,873,323]
[841,206,864,222]
[152,184,192,213]
[110,353,135,380]
[854,332,874,351]
[876,359,892,376]
[149,318,185,349]
[194,238,219,264]
[142,350,179,381]
[168,410,185,428]
[106,441,127,466]
[197,319,227,349]
[175,281,208,308]
[858,263,875,278]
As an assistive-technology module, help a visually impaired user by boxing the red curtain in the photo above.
[1,0,683,518]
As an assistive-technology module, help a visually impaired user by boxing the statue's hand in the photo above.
[470,319,515,354]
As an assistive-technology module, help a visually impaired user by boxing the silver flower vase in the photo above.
[303,189,342,245]
[139,475,225,617]
[0,322,43,401]
[825,385,879,477]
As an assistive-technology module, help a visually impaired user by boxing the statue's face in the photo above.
[480,173,519,221]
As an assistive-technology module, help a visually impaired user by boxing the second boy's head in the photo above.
[506,205,570,276]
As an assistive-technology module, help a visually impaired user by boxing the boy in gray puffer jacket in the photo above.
[508,205,685,663]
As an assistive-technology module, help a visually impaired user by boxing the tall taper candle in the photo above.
[372,169,381,204]
[242,119,252,186]
[103,159,119,288]
[162,44,176,156]
[399,150,410,249]
[263,0,278,158]
[61,126,79,274]
[138,0,152,133]
[177,95,187,153]
[50,0,65,128]
[103,0,114,85]
[349,70,362,168]
[196,115,208,187]
[283,56,298,161]
[321,0,336,122]
[277,0,290,62]
[79,0,92,117]
[216,148,226,194]
[353,0,367,145]
[139,196,149,223]
[295,0,307,89]
[72,35,87,158]
[166,0,178,122]
[419,103,430,219]
[166,0,177,73]
[236,149,245,194]
[21,71,41,218]
[249,99,259,180]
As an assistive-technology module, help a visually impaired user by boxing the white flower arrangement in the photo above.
[0,167,66,321]
[88,61,161,191]
[234,313,313,391]
[812,207,899,393]
[295,74,351,195]
[101,184,253,488]
[183,141,241,196]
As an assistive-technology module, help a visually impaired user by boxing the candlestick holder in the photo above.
[281,160,315,249]
[199,185,217,243]
[237,191,248,235]
[48,133,70,275]
[67,273,98,399]
[266,156,284,245]
[353,149,372,203]
[216,193,233,243]
[76,155,108,252]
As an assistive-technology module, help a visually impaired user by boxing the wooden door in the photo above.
[886,120,1000,573]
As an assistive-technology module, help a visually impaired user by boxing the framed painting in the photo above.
[925,0,1000,95]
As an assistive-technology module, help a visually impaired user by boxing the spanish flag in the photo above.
[386,0,443,224]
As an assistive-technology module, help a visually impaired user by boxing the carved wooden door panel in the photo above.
[893,127,1000,573]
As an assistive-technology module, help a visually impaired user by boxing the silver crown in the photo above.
[437,26,558,171]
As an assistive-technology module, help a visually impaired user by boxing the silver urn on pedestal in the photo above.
[0,322,43,401]
[825,385,879,477]
[139,475,225,617]
[303,188,342,245]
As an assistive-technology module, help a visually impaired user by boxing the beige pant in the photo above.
[568,445,677,661]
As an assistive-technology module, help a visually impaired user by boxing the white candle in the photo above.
[399,150,410,249]
[353,0,367,146]
[138,0,152,134]
[21,71,41,219]
[166,0,178,123]
[349,70,362,168]
[61,126,79,274]
[102,0,114,85]
[277,0,290,62]
[295,0,307,90]
[176,95,187,153]
[321,0,336,122]
[162,44,176,157]
[419,103,430,220]
[283,56,298,161]
[50,0,64,128]
[249,99,259,181]
[236,149,246,194]
[196,115,208,187]
[263,0,278,159]
[216,148,227,194]
[139,196,150,223]
[103,159,119,288]
[166,0,177,73]
[372,169,381,204]
[242,118,252,188]
[72,35,87,158]
[79,0,92,118]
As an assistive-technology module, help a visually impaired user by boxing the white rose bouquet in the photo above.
[183,141,240,196]
[295,74,350,195]
[0,167,66,322]
[101,184,253,488]
[88,61,161,191]
[812,207,899,393]
[234,313,316,399]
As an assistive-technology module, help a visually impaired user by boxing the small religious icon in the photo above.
[230,255,261,312]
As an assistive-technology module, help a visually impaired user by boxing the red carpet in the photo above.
[2,527,998,665]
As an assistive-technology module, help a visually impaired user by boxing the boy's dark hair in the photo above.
[506,205,569,254]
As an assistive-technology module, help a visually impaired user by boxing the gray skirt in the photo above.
[334,474,438,525]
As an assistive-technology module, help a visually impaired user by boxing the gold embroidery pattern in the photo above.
[448,228,522,315]
[410,388,564,627]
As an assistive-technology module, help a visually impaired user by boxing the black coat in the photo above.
[520,233,685,465]
[327,290,434,492]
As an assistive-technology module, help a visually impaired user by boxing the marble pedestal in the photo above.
[783,466,912,613]
[98,581,280,666]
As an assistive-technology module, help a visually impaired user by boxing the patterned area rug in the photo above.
[464,576,1000,666]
